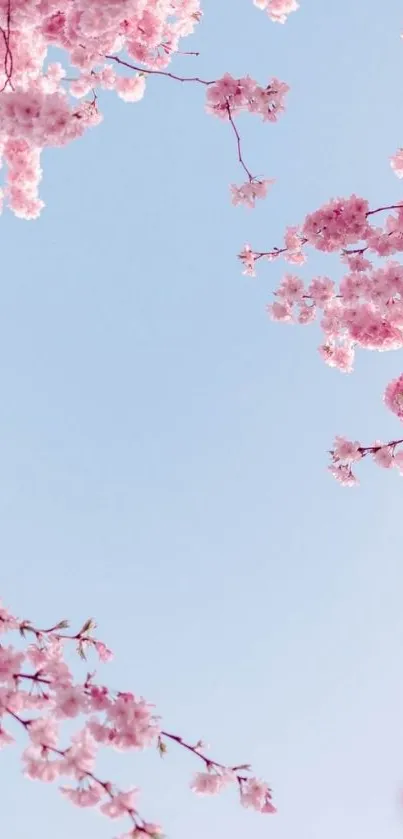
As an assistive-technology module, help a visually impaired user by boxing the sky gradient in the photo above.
[2,1,403,837]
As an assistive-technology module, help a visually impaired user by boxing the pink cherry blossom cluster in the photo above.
[328,375,403,486]
[205,73,289,123]
[202,73,288,206]
[390,149,403,179]
[253,0,299,24]
[241,198,403,374]
[205,74,288,205]
[0,1,289,218]
[240,196,403,484]
[0,597,275,838]
[231,178,274,208]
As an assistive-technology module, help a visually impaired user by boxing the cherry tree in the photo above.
[1,0,402,830]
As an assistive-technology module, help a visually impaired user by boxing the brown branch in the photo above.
[104,54,213,86]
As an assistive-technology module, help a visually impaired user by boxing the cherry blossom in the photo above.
[332,436,362,463]
[190,769,235,795]
[0,3,289,218]
[0,596,276,837]
[253,0,299,24]
[384,374,403,420]
[231,178,274,209]
[244,196,403,484]
[325,375,403,485]
[240,778,277,813]
[245,199,403,374]
[390,149,403,179]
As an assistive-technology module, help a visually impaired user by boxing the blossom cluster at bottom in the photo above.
[329,374,403,486]
[0,599,275,839]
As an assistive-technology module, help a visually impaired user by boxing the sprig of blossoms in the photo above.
[0,597,275,838]
[242,196,403,485]
[328,375,403,486]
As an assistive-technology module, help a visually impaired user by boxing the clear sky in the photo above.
[2,1,403,837]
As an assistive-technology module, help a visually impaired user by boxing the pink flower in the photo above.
[22,693,51,710]
[94,641,114,662]
[267,300,293,322]
[115,75,146,103]
[340,271,368,302]
[277,273,304,303]
[86,718,113,743]
[283,226,306,263]
[319,342,355,373]
[88,685,111,710]
[239,245,257,277]
[27,637,71,686]
[332,436,362,463]
[297,304,316,325]
[329,464,358,487]
[332,344,355,373]
[302,195,369,252]
[69,75,94,98]
[60,783,104,807]
[27,643,50,670]
[231,179,274,209]
[384,374,403,420]
[390,149,403,179]
[393,449,403,473]
[240,778,275,812]
[284,226,302,250]
[105,693,159,750]
[23,745,61,782]
[28,717,58,748]
[253,0,299,23]
[320,300,344,337]
[372,443,393,469]
[55,685,88,718]
[341,253,372,272]
[190,770,235,795]
[0,685,24,713]
[100,788,139,818]
[307,276,335,306]
[59,729,97,778]
[206,74,288,123]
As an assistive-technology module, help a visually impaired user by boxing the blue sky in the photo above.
[2,1,403,837]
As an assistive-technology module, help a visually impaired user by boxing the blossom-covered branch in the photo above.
[328,375,403,486]
[0,1,289,218]
[240,192,403,485]
[0,597,275,839]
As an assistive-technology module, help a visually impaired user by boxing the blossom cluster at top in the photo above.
[0,0,291,219]
[0,0,201,218]
[0,597,275,839]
